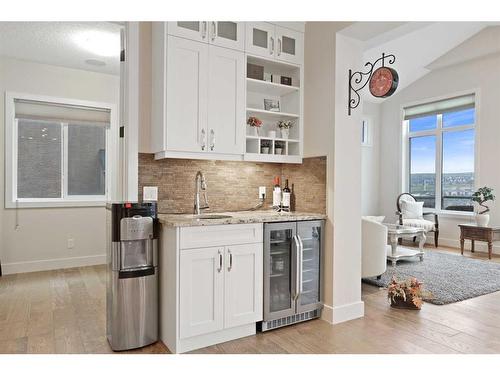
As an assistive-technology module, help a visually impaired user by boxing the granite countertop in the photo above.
[158,210,327,227]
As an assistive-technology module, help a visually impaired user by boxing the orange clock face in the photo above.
[369,67,398,98]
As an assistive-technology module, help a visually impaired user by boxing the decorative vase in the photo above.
[476,213,490,227]
[390,296,421,310]
[261,147,270,154]
[275,148,283,155]
[281,128,289,139]
[251,127,259,137]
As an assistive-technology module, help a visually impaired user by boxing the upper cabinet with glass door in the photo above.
[168,21,245,51]
[246,22,304,65]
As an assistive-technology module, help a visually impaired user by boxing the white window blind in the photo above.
[14,98,110,126]
[404,94,475,120]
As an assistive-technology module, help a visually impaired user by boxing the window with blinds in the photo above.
[403,94,475,212]
[13,97,111,202]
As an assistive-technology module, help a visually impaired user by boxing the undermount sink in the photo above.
[195,214,233,220]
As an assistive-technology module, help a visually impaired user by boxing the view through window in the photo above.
[406,97,475,212]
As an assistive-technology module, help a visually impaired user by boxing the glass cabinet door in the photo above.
[245,22,276,58]
[275,26,304,65]
[168,21,208,43]
[264,223,296,320]
[297,221,323,313]
[210,22,245,51]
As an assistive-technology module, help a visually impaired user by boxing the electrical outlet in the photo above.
[67,238,75,249]
[143,186,158,201]
[259,186,266,200]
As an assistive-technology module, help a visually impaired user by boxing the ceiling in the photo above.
[0,22,122,75]
[340,22,499,103]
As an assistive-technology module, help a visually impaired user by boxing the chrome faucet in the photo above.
[194,171,209,215]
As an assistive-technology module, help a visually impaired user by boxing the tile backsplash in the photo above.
[138,154,326,214]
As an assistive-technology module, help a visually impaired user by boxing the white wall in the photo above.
[305,22,366,324]
[0,57,120,274]
[379,53,500,253]
[361,102,381,216]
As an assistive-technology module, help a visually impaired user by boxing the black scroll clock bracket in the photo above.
[348,52,398,116]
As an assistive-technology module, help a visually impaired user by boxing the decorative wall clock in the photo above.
[348,53,398,115]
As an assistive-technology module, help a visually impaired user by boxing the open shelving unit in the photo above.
[244,54,303,163]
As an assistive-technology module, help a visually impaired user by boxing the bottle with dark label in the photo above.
[282,179,291,211]
[272,176,281,210]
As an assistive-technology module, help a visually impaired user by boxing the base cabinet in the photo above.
[160,224,263,353]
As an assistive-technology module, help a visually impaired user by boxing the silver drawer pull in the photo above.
[228,250,233,271]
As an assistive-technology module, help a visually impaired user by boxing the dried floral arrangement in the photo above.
[277,120,294,129]
[387,276,432,310]
[247,116,263,128]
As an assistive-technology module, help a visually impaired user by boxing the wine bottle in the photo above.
[282,179,291,211]
[272,176,281,209]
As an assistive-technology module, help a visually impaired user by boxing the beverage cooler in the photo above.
[260,220,324,331]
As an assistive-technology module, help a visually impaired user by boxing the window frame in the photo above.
[5,92,118,208]
[402,92,478,215]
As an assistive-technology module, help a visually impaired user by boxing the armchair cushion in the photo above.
[401,200,424,219]
[402,218,435,232]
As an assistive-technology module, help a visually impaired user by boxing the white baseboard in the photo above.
[434,237,500,255]
[2,254,106,275]
[321,301,364,324]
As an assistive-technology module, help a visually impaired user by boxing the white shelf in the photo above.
[246,135,299,143]
[246,78,299,96]
[246,108,299,119]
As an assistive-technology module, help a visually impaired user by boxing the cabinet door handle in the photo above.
[297,234,304,295]
[217,250,223,273]
[211,21,217,41]
[202,21,208,39]
[209,129,215,151]
[269,36,274,55]
[200,129,206,151]
[293,235,300,300]
[277,38,282,56]
[228,250,233,271]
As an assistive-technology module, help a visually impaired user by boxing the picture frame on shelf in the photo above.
[280,76,292,86]
[247,63,264,80]
[264,99,280,112]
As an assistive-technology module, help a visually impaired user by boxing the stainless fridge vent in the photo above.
[260,309,320,331]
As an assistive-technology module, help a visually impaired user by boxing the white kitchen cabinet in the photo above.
[246,22,304,65]
[165,36,208,153]
[207,45,245,154]
[167,21,208,43]
[210,21,245,51]
[224,243,263,328]
[160,223,263,353]
[275,25,304,65]
[245,22,277,58]
[179,246,224,339]
[167,21,245,51]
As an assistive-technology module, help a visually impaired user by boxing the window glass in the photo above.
[17,119,62,198]
[67,123,106,196]
[409,135,436,208]
[442,129,474,211]
[409,115,437,132]
[443,108,475,128]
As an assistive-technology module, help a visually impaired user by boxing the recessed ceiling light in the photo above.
[85,59,106,67]
[74,31,119,57]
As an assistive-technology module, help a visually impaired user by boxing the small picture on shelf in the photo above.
[247,63,264,80]
[264,99,280,112]
[280,76,292,86]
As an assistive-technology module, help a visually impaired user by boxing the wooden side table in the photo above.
[458,224,500,260]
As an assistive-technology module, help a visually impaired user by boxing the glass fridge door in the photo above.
[296,220,324,313]
[263,222,297,321]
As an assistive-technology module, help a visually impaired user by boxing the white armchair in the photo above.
[362,217,389,279]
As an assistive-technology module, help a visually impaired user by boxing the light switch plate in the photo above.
[143,186,158,201]
[259,186,266,199]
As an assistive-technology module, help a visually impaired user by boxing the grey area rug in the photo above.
[363,251,500,305]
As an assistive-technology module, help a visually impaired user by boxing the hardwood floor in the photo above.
[1,246,499,354]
